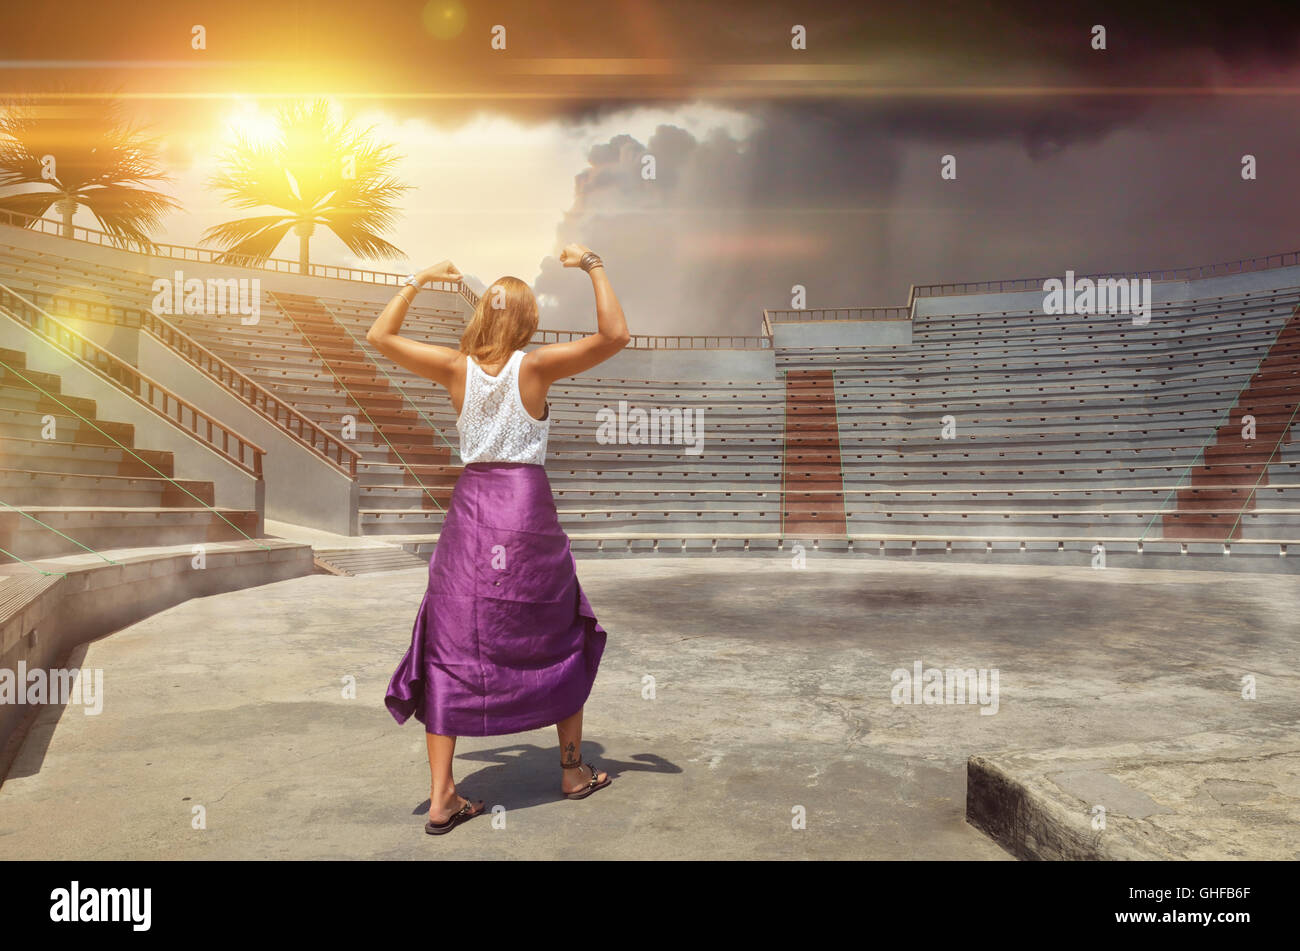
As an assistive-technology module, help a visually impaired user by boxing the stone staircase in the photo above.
[0,347,260,562]
[1165,304,1300,539]
[268,292,460,532]
[781,369,847,536]
[312,547,427,575]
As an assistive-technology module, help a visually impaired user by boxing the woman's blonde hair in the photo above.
[458,276,538,367]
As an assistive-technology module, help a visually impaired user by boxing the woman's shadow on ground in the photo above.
[412,745,680,815]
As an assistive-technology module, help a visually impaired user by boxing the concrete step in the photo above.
[0,468,215,507]
[966,723,1300,859]
[312,547,427,575]
[0,507,261,562]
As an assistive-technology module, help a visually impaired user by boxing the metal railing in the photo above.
[910,250,1300,299]
[760,251,1300,335]
[531,328,771,350]
[12,204,1300,349]
[761,306,911,337]
[37,288,360,477]
[0,208,480,310]
[764,306,911,323]
[0,283,267,477]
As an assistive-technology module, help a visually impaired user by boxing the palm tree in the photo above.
[0,92,180,249]
[202,99,410,274]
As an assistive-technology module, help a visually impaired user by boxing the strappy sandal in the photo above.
[424,796,485,835]
[561,760,612,800]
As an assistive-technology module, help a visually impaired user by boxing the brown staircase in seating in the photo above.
[1162,304,1300,540]
[271,293,458,512]
[781,369,847,535]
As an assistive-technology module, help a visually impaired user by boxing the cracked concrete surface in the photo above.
[968,723,1300,859]
[0,557,1295,859]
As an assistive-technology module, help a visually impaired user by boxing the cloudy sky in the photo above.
[2,0,1300,336]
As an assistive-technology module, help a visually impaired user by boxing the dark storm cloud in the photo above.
[533,88,1300,337]
[512,2,1300,333]
[533,107,906,337]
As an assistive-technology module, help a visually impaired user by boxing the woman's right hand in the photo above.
[559,243,593,268]
[417,260,462,284]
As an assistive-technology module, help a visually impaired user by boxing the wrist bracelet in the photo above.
[579,251,603,273]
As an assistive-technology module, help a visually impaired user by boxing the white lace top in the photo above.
[455,349,550,466]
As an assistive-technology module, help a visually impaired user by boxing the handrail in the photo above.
[0,282,266,477]
[910,250,1300,299]
[0,208,480,310]
[763,272,1300,336]
[31,287,360,477]
[531,328,771,350]
[10,202,1299,347]
[763,306,912,323]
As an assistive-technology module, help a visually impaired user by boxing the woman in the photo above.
[366,244,629,835]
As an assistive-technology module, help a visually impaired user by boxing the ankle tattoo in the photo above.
[562,741,580,767]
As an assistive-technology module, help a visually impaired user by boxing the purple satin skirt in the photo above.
[384,462,607,736]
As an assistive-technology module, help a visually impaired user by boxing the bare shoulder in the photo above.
[443,350,471,391]
[519,347,548,379]
[444,350,470,378]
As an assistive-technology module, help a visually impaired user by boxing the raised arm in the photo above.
[365,260,464,389]
[527,244,630,385]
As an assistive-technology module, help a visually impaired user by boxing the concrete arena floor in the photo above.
[2,557,1297,860]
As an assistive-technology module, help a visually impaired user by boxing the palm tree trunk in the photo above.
[58,196,75,238]
[295,219,314,276]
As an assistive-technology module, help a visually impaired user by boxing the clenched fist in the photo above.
[559,243,593,268]
[416,260,462,284]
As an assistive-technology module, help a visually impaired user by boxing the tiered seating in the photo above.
[5,222,1298,562]
[0,238,787,545]
[325,299,788,540]
[0,240,157,301]
[348,347,787,539]
[811,288,1300,546]
[540,376,785,541]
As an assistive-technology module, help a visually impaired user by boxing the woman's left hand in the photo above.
[417,260,462,284]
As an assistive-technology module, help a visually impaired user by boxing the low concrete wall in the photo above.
[914,265,1300,318]
[70,315,139,360]
[0,312,263,518]
[568,346,776,382]
[1152,265,1300,303]
[773,320,912,348]
[137,333,359,534]
[0,542,314,775]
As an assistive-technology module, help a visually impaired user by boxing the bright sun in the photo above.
[222,103,282,147]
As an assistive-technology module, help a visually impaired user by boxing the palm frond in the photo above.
[83,182,183,251]
[0,190,60,222]
[198,214,297,267]
[202,97,413,266]
[0,89,177,247]
[326,225,407,261]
